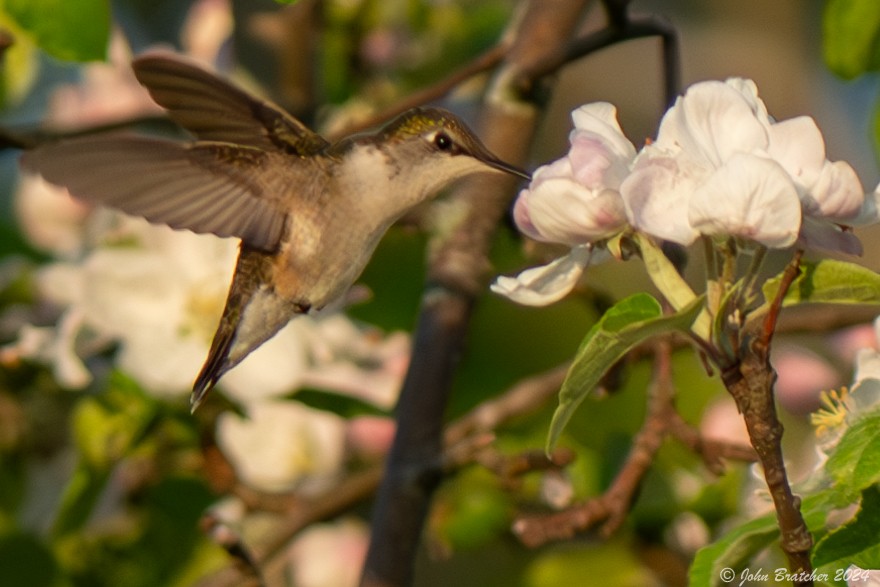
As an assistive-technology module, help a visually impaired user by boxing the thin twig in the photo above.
[196,361,571,586]
[512,340,758,548]
[327,43,511,140]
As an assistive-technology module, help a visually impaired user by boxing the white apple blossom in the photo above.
[512,102,631,245]
[14,175,89,259]
[492,103,631,305]
[216,399,347,492]
[621,78,871,252]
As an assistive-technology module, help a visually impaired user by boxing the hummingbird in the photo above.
[21,53,529,410]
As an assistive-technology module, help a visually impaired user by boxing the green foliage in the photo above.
[2,0,110,61]
[823,0,880,79]
[691,408,880,585]
[825,408,880,502]
[689,492,833,587]
[813,485,880,572]
[432,468,513,552]
[823,0,880,158]
[760,259,880,312]
[0,531,62,587]
[547,293,703,452]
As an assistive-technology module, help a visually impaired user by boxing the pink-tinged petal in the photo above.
[569,131,630,189]
[766,116,826,188]
[570,102,637,163]
[688,153,801,248]
[512,189,541,241]
[656,80,769,168]
[620,155,702,245]
[519,177,627,245]
[530,157,574,185]
[797,216,863,255]
[491,245,596,306]
[804,160,864,220]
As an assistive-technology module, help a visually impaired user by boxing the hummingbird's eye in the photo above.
[433,132,455,152]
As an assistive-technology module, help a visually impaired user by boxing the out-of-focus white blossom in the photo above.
[345,415,396,461]
[217,399,347,493]
[299,314,410,410]
[17,217,308,400]
[1,311,92,388]
[620,78,871,252]
[288,518,369,587]
[14,175,90,259]
[811,316,880,450]
[46,32,161,130]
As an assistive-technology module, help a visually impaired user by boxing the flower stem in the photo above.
[721,251,813,584]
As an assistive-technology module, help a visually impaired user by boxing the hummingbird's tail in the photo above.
[189,246,308,412]
[191,329,235,411]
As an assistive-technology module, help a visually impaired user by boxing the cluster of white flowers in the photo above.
[494,78,880,306]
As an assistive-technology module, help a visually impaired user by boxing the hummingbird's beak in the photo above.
[482,155,531,181]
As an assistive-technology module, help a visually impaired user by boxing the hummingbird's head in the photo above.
[378,108,531,184]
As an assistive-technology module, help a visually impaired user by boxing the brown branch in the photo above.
[359,2,594,585]
[722,250,813,585]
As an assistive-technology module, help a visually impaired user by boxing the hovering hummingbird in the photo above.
[22,53,529,410]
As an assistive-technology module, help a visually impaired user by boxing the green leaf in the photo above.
[0,531,61,587]
[546,293,703,451]
[762,259,880,309]
[813,485,880,569]
[3,0,110,62]
[689,492,832,587]
[825,409,880,502]
[50,463,111,539]
[823,0,880,78]
[294,388,388,419]
[54,373,160,538]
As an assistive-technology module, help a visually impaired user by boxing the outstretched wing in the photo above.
[132,53,329,156]
[21,136,288,252]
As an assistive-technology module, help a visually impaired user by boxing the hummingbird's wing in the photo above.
[21,137,289,252]
[132,53,329,156]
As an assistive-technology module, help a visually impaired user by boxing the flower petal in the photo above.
[688,153,801,248]
[491,245,595,306]
[766,116,826,189]
[620,154,703,245]
[797,216,863,255]
[516,177,627,245]
[805,160,864,221]
[570,102,636,164]
[656,80,769,168]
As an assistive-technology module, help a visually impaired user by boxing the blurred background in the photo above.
[0,1,877,586]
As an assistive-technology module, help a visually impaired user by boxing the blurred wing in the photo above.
[132,53,329,156]
[21,136,288,252]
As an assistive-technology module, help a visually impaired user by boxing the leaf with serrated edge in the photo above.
[689,492,833,587]
[546,293,703,451]
[826,409,880,502]
[762,259,880,308]
[813,485,880,569]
